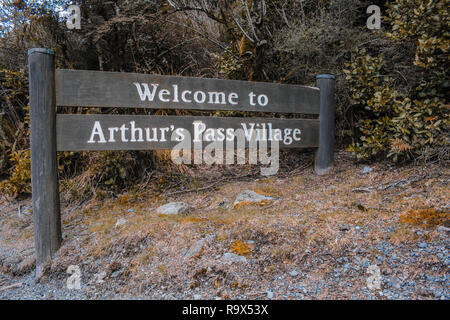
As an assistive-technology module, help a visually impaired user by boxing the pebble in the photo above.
[418,242,428,249]
[221,252,247,264]
[234,190,275,207]
[114,218,128,228]
[362,166,373,174]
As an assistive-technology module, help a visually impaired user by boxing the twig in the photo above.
[164,179,225,197]
[228,10,254,43]
[157,37,201,58]
[352,172,431,193]
[0,282,23,292]
[165,19,238,59]
[164,173,255,197]
[352,187,372,193]
[240,0,259,43]
[281,163,311,177]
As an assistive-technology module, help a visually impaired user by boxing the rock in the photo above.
[362,166,373,174]
[194,294,202,300]
[114,218,128,228]
[184,239,207,259]
[289,271,299,277]
[95,271,107,284]
[156,202,193,215]
[127,209,135,213]
[221,252,247,264]
[418,242,427,249]
[437,226,450,233]
[266,291,274,299]
[233,190,275,207]
[16,257,35,275]
[389,278,401,289]
[110,270,121,278]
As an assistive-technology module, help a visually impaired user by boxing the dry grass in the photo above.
[0,151,448,299]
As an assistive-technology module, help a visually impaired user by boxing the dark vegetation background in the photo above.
[0,0,448,200]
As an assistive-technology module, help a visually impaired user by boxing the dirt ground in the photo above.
[0,151,448,300]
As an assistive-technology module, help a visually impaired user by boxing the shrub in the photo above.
[0,149,31,197]
[344,0,449,163]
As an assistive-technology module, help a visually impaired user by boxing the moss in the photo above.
[399,208,449,228]
[253,187,281,197]
[230,240,250,256]
[233,199,270,209]
[0,150,31,197]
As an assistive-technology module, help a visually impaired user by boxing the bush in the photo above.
[0,149,31,197]
[344,0,449,163]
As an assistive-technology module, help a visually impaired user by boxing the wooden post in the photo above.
[28,48,61,279]
[315,74,335,175]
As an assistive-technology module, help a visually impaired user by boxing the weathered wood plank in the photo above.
[28,48,62,279]
[315,75,335,175]
[55,69,320,114]
[56,115,319,151]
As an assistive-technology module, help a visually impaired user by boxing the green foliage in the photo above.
[344,0,449,162]
[386,0,449,70]
[0,149,31,197]
[344,48,447,162]
[213,51,245,80]
[0,66,30,176]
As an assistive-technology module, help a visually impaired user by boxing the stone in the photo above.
[418,242,427,249]
[289,271,299,277]
[156,202,193,215]
[266,291,274,299]
[114,218,128,228]
[221,252,247,264]
[233,190,275,207]
[362,166,373,174]
[110,270,121,278]
[437,226,450,233]
[184,239,207,259]
[194,294,202,300]
[96,271,107,284]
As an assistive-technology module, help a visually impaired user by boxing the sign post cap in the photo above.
[316,74,335,80]
[28,48,55,56]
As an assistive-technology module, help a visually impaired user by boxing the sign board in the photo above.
[56,115,319,151]
[27,48,335,277]
[55,69,320,114]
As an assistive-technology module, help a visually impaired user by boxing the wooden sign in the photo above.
[56,115,320,151]
[56,69,320,114]
[28,48,335,277]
